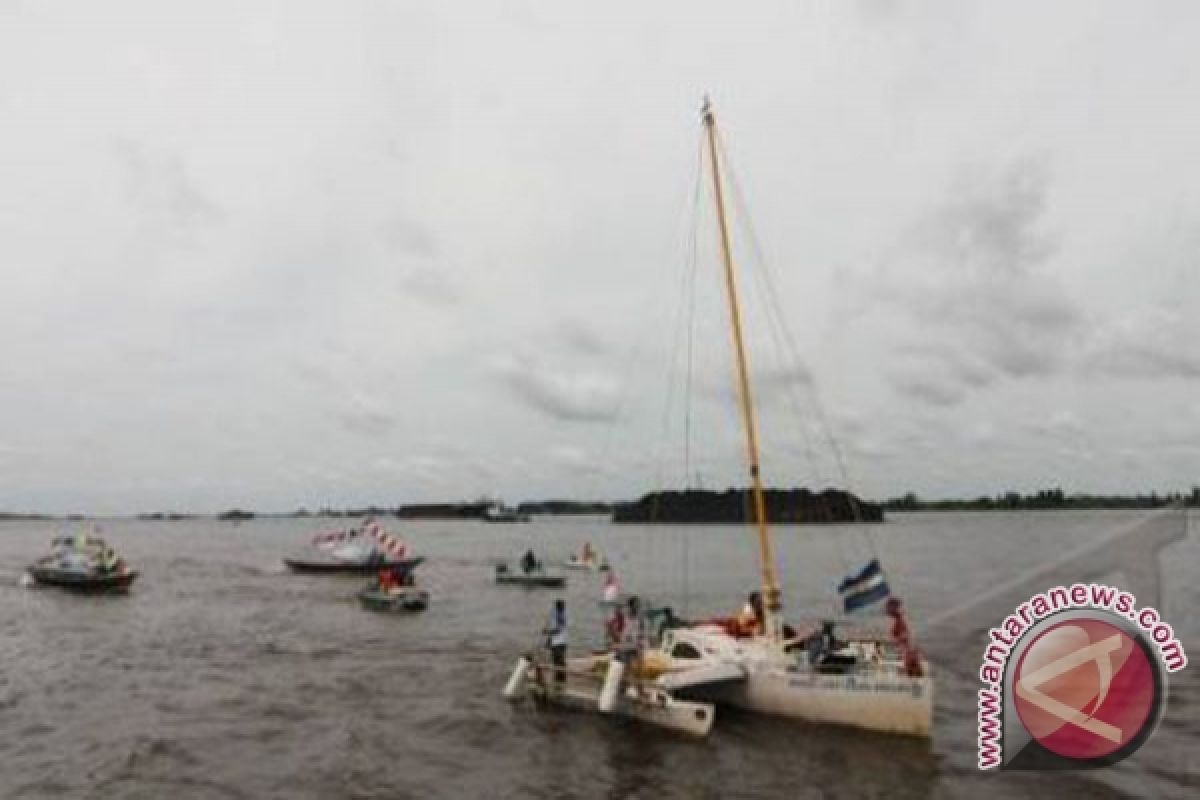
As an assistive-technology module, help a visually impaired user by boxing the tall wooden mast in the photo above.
[701,98,783,640]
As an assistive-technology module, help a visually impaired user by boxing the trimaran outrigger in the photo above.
[504,99,933,738]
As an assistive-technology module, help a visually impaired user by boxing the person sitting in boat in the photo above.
[543,599,568,686]
[647,605,683,639]
[99,548,118,573]
[521,548,538,575]
[808,620,855,670]
[378,567,396,592]
[735,591,764,636]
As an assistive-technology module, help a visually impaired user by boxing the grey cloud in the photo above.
[887,369,966,407]
[379,216,438,258]
[397,264,463,306]
[1082,307,1200,380]
[112,138,222,232]
[867,158,1082,394]
[918,157,1056,279]
[493,354,621,423]
[336,391,398,436]
[1026,410,1088,440]
[558,321,610,357]
[376,217,463,306]
[757,362,815,394]
[898,344,995,389]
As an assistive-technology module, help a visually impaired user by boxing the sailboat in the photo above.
[503,99,931,738]
[641,99,933,737]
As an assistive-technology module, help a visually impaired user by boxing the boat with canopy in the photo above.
[26,532,138,592]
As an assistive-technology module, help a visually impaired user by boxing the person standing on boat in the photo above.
[544,599,568,686]
[606,604,626,651]
[617,595,646,665]
[521,548,538,575]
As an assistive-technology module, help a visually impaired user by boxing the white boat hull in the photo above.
[701,664,932,738]
[510,655,715,737]
[657,628,933,738]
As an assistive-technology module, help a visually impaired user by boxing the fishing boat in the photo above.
[357,585,430,612]
[357,557,431,612]
[284,518,423,575]
[634,100,932,737]
[494,561,566,588]
[26,534,138,592]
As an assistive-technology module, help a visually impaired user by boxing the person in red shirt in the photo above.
[606,605,626,650]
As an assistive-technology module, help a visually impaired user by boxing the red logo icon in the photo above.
[1013,618,1157,761]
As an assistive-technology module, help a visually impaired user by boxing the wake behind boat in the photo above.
[26,533,138,593]
[284,519,422,575]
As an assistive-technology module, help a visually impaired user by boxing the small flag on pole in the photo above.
[837,558,890,613]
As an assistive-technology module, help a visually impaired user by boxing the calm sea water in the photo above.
[0,511,1196,799]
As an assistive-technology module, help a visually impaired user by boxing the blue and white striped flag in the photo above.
[837,558,890,613]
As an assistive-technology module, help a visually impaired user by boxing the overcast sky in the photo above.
[1,1,1198,513]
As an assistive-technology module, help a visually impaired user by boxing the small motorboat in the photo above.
[27,535,138,593]
[564,556,608,571]
[564,541,609,571]
[495,562,566,588]
[357,585,430,612]
[357,561,430,612]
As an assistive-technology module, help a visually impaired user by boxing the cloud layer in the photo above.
[0,1,1198,511]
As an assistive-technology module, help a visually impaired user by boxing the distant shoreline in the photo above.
[2,487,1196,521]
[884,488,1198,513]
